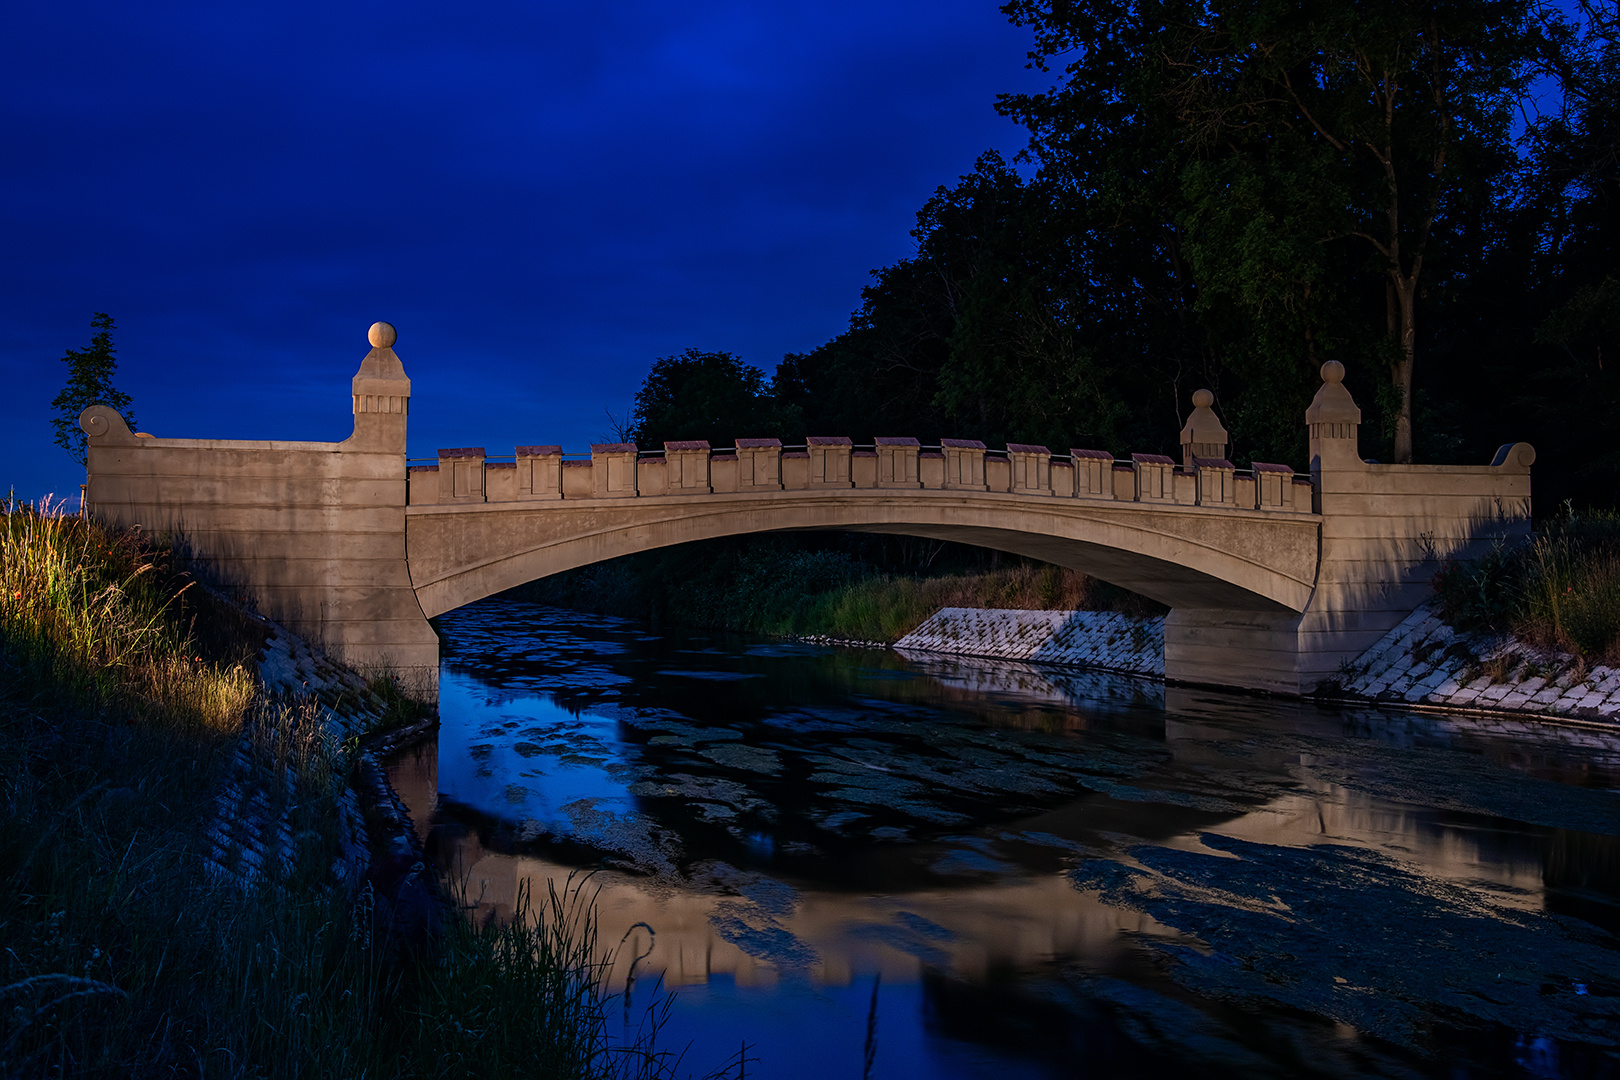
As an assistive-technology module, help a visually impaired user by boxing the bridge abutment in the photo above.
[80,322,439,696]
[1164,364,1533,694]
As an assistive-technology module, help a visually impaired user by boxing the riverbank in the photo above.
[894,603,1620,726]
[0,503,722,1077]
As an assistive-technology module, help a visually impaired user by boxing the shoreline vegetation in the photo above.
[1432,507,1620,669]
[0,500,736,1079]
[507,534,1168,645]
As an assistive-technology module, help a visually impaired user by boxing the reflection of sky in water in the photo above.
[436,672,637,835]
[412,600,1620,1079]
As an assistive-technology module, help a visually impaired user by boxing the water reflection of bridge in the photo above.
[387,653,1619,1000]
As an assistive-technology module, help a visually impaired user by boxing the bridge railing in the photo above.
[405,437,1314,513]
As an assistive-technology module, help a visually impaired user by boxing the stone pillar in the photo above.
[340,322,439,694]
[1306,360,1362,486]
[517,445,562,500]
[1295,360,1399,686]
[737,438,782,491]
[1192,458,1236,507]
[438,447,486,502]
[1007,443,1052,495]
[1132,453,1174,502]
[590,443,638,497]
[664,440,712,493]
[350,321,410,453]
[1179,388,1228,468]
[1253,462,1297,510]
[1070,449,1115,499]
[876,437,921,488]
[808,437,853,488]
[941,439,988,490]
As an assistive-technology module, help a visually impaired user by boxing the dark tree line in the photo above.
[628,0,1619,510]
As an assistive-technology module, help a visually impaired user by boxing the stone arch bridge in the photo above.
[81,323,1533,698]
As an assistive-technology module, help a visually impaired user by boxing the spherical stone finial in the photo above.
[1191,388,1214,409]
[368,321,397,349]
[1321,360,1345,384]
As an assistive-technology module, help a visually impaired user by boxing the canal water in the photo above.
[387,597,1620,1079]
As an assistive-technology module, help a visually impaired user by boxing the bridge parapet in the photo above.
[515,446,562,500]
[404,438,1314,511]
[1165,360,1535,692]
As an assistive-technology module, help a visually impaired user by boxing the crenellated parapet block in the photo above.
[401,401,1316,515]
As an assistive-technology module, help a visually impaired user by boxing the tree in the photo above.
[775,257,956,441]
[1446,0,1620,506]
[781,154,1136,451]
[626,349,798,448]
[919,153,1128,449]
[999,0,1542,461]
[51,313,135,466]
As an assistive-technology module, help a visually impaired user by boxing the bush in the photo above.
[1433,507,1620,664]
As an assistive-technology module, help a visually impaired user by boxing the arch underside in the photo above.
[406,492,1321,620]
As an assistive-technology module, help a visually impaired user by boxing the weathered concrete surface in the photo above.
[80,322,439,689]
[80,328,1535,699]
[894,600,1620,725]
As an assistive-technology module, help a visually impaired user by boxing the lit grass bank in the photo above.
[513,537,1165,643]
[1434,508,1620,666]
[0,501,720,1078]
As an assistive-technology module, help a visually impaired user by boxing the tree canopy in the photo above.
[620,0,1618,506]
[627,349,799,448]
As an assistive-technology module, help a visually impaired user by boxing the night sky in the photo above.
[3,1,1044,501]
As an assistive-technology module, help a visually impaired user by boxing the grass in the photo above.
[783,562,1162,643]
[1,499,729,1078]
[513,536,1166,644]
[0,496,256,727]
[1433,506,1620,665]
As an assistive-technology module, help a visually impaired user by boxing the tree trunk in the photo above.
[1391,273,1417,463]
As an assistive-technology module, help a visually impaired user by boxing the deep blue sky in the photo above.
[3,0,1045,501]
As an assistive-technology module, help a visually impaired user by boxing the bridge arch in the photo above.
[405,490,1320,620]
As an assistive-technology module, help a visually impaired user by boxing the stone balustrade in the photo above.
[406,436,1315,512]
